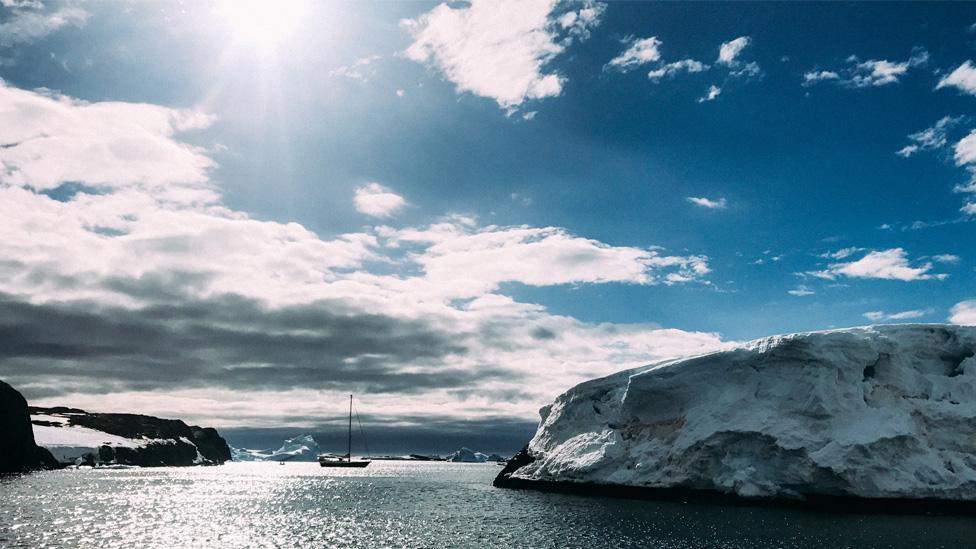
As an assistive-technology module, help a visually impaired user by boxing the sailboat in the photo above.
[318,394,371,468]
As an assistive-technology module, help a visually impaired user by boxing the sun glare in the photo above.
[217,0,309,50]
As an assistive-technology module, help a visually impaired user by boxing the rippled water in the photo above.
[1,462,974,548]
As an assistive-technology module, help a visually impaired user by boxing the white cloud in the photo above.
[0,4,88,48]
[697,85,721,102]
[611,36,756,98]
[402,0,603,111]
[555,1,605,40]
[932,254,961,264]
[950,300,976,325]
[752,251,783,265]
[788,285,815,297]
[810,248,946,282]
[606,36,662,72]
[863,310,927,322]
[717,36,750,65]
[896,144,919,158]
[954,130,976,166]
[804,49,928,88]
[353,183,407,218]
[329,55,381,81]
[0,80,215,202]
[803,70,839,85]
[687,196,727,209]
[388,222,711,298]
[896,116,963,157]
[935,132,976,215]
[729,61,762,79]
[851,59,911,87]
[937,61,976,96]
[956,170,976,194]
[819,247,863,260]
[647,58,708,81]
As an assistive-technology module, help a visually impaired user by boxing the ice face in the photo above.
[508,325,976,500]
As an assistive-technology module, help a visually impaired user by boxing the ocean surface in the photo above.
[2,461,975,548]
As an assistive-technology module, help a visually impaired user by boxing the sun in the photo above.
[217,0,310,51]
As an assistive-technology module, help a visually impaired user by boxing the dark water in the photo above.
[1,462,974,548]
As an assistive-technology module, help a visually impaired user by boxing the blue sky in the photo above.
[1,1,975,445]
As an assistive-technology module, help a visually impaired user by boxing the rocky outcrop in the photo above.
[0,380,58,472]
[31,407,231,467]
[496,325,976,509]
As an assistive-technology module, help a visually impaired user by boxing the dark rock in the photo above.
[190,426,232,463]
[492,445,535,487]
[0,380,57,472]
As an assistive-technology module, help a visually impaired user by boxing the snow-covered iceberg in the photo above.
[496,325,976,503]
[231,434,321,462]
[446,447,489,463]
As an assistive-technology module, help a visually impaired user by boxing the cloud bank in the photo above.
[0,80,726,429]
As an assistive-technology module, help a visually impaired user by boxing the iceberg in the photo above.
[232,434,321,462]
[446,447,489,463]
[496,325,976,503]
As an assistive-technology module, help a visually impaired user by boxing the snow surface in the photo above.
[231,435,322,462]
[513,325,976,500]
[32,416,147,463]
[30,412,182,464]
[30,414,68,425]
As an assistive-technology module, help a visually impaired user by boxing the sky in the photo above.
[1,0,975,453]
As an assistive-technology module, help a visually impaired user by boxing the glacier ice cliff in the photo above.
[496,325,976,504]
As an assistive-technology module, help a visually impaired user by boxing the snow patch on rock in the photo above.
[32,416,146,464]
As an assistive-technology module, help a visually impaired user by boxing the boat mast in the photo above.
[347,394,353,462]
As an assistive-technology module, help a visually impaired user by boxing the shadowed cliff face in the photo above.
[0,380,57,473]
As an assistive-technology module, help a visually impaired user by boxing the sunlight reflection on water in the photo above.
[2,461,975,548]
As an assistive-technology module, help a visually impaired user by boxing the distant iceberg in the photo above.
[232,434,321,462]
[446,447,489,463]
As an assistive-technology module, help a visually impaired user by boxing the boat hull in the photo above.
[318,460,370,468]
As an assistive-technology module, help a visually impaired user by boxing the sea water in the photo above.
[1,461,974,548]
